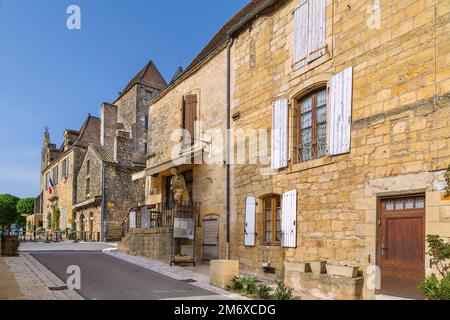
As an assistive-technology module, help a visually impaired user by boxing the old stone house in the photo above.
[226,0,450,300]
[127,19,237,263]
[73,60,167,241]
[40,115,101,233]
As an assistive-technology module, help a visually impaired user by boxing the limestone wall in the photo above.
[229,0,450,299]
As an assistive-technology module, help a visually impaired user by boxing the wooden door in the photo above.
[202,215,219,261]
[380,196,425,299]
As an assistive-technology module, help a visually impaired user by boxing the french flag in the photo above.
[48,177,54,194]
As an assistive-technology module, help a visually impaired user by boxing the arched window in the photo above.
[263,195,281,243]
[296,88,327,162]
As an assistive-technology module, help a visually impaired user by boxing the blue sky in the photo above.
[0,0,248,198]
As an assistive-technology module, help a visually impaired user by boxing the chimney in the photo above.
[114,130,133,164]
[100,103,118,149]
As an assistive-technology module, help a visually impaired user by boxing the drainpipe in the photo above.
[101,162,106,241]
[226,36,234,260]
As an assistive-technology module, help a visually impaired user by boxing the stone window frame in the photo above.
[289,79,331,168]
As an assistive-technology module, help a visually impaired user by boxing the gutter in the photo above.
[226,37,234,260]
[226,0,277,36]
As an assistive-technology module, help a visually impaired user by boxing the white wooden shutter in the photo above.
[129,211,136,229]
[244,196,256,246]
[282,190,297,248]
[294,0,309,68]
[329,67,353,155]
[271,99,289,170]
[308,0,326,62]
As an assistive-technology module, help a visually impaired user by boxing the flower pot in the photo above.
[326,264,359,278]
[310,261,326,274]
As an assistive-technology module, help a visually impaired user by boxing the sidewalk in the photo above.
[105,251,247,300]
[19,240,117,252]
[0,254,83,300]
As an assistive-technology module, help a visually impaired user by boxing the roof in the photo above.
[184,0,268,73]
[131,153,147,167]
[90,144,116,164]
[170,66,184,84]
[73,115,101,148]
[115,60,168,103]
[152,0,273,102]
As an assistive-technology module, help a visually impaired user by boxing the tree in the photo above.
[53,208,60,232]
[0,194,20,231]
[16,198,34,216]
[16,198,34,228]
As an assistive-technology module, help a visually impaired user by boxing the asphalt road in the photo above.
[31,252,219,300]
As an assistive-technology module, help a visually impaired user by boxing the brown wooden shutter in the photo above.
[183,95,197,145]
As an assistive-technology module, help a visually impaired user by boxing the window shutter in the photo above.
[272,99,289,170]
[183,95,197,145]
[294,0,309,68]
[66,159,69,178]
[129,211,136,229]
[329,67,353,156]
[282,190,297,248]
[308,0,326,62]
[244,196,256,246]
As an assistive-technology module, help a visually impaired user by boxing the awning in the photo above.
[132,146,204,181]
[73,196,102,210]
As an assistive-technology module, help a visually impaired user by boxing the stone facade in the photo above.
[135,46,229,262]
[40,116,100,233]
[227,0,450,300]
[73,61,166,241]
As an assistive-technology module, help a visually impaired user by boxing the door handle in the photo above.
[381,245,387,256]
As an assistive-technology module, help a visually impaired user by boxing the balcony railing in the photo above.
[123,201,200,237]
[296,137,327,162]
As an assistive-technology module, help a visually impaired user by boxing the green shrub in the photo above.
[252,284,272,300]
[418,235,450,300]
[228,275,258,295]
[272,281,294,300]
[418,273,450,300]
[229,276,244,291]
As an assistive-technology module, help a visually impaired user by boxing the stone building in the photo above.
[73,60,167,241]
[39,115,101,233]
[225,0,450,300]
[127,19,236,262]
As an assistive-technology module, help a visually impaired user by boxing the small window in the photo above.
[182,95,197,146]
[144,142,148,155]
[86,178,90,197]
[86,160,91,175]
[144,116,149,130]
[297,88,327,162]
[263,195,281,243]
[144,90,153,101]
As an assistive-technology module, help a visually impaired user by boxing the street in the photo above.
[30,251,221,300]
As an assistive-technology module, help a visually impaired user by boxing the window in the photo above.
[144,116,149,130]
[144,142,148,155]
[263,195,281,243]
[52,166,58,186]
[86,178,90,197]
[293,0,326,69]
[144,90,153,101]
[297,88,327,162]
[61,159,69,180]
[182,95,197,146]
[86,160,91,175]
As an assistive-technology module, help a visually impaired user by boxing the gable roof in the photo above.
[73,115,101,148]
[115,60,168,103]
[90,144,116,164]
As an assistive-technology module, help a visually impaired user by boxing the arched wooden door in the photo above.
[202,215,219,261]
